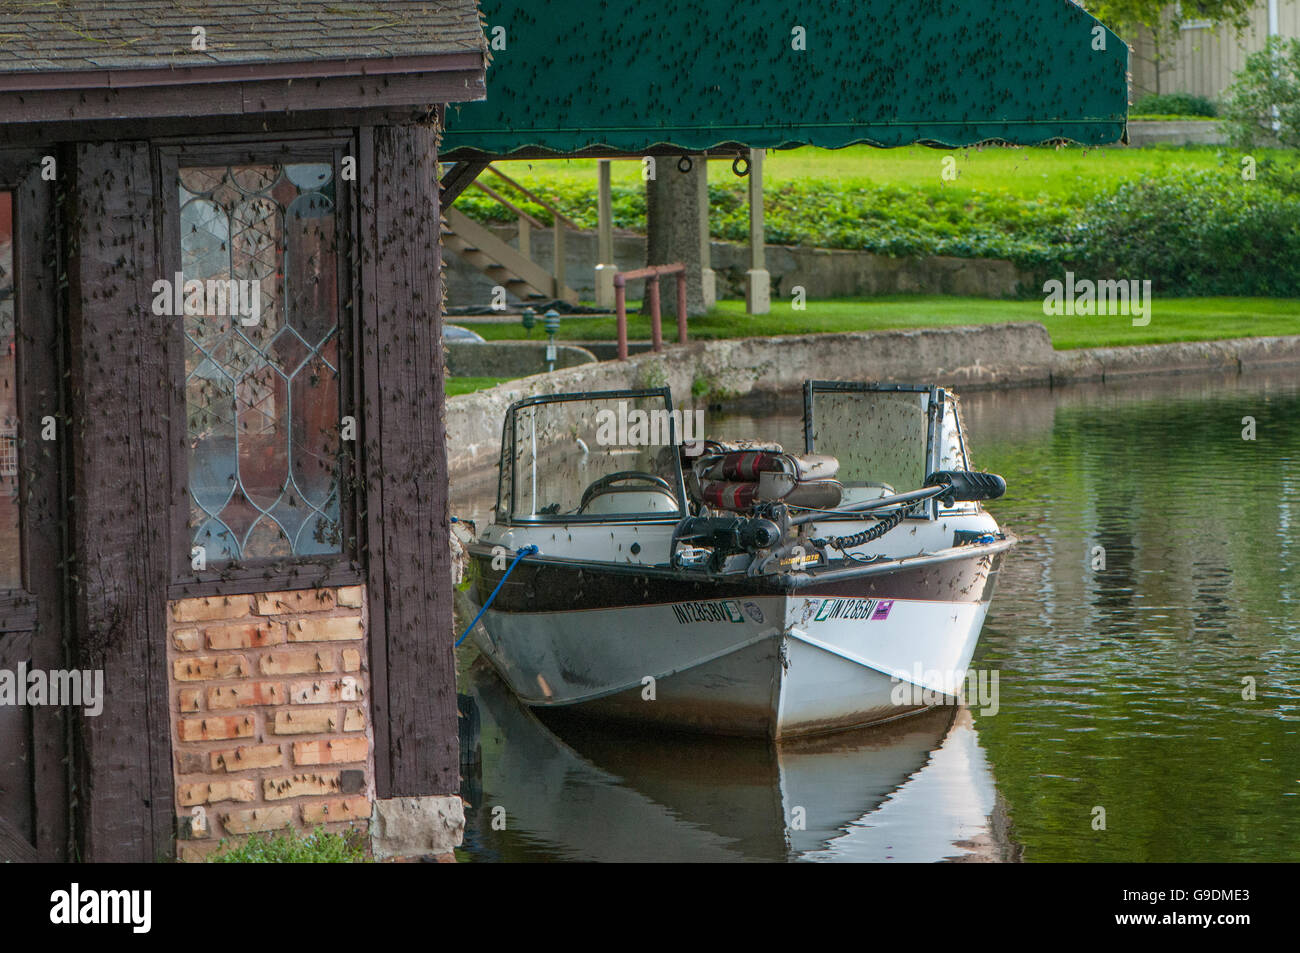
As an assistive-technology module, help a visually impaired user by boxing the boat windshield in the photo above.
[803,382,937,496]
[499,389,687,523]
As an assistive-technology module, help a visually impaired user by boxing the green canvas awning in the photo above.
[441,0,1129,159]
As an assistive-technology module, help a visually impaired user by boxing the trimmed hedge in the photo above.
[1132,92,1219,118]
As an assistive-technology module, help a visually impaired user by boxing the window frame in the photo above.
[159,136,364,596]
[495,387,690,526]
[802,380,946,521]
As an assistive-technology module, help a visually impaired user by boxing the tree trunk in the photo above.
[644,158,707,316]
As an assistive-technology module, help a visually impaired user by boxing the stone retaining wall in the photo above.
[443,226,1034,306]
[444,323,1300,478]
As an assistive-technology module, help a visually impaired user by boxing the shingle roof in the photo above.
[0,0,486,74]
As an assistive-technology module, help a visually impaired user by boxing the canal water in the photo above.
[451,368,1300,862]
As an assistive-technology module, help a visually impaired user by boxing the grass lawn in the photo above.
[446,376,512,397]
[462,297,1300,351]
[487,143,1275,205]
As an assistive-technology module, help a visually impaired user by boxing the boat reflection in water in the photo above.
[460,657,1020,862]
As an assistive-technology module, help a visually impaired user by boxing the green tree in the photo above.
[1222,35,1300,149]
[1088,1,1255,95]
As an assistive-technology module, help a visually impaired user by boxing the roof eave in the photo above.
[0,51,486,92]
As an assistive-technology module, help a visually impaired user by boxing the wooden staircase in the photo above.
[441,207,578,305]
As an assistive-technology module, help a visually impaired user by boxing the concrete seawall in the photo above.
[444,323,1300,478]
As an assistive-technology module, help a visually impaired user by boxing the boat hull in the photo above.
[466,544,1007,739]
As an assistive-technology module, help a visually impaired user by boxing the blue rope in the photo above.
[455,545,539,647]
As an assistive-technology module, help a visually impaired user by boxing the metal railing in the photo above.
[613,263,688,361]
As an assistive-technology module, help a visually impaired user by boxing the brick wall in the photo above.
[167,585,374,861]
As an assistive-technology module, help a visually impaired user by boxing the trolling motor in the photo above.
[671,514,783,571]
[673,515,783,551]
[923,469,1007,506]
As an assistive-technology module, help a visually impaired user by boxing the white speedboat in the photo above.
[461,381,1014,739]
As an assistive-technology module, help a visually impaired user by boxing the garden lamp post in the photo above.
[544,309,560,372]
[521,306,536,337]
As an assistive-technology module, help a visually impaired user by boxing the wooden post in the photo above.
[699,160,716,309]
[598,159,614,264]
[648,275,662,352]
[518,216,531,261]
[749,149,765,272]
[676,270,688,344]
[366,123,459,798]
[615,273,628,360]
[68,141,175,861]
[746,147,770,315]
[552,217,566,300]
[595,159,616,309]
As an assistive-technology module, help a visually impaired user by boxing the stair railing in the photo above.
[462,165,583,301]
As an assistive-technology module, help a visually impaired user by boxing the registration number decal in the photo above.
[812,598,893,622]
[672,600,745,624]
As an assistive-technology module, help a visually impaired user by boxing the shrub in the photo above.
[207,827,369,863]
[1067,169,1300,296]
[1221,36,1300,149]
[1132,92,1219,118]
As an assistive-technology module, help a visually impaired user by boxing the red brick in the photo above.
[171,596,253,623]
[293,737,368,766]
[286,616,363,643]
[177,841,222,863]
[289,677,363,705]
[272,709,338,735]
[177,715,254,742]
[260,649,335,676]
[263,772,340,801]
[173,655,249,682]
[343,708,366,732]
[172,627,202,652]
[205,621,284,650]
[175,750,208,774]
[206,681,285,710]
[210,744,283,773]
[254,588,337,616]
[301,796,370,824]
[179,779,257,806]
[221,806,293,834]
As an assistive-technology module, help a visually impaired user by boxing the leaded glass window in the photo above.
[180,162,343,562]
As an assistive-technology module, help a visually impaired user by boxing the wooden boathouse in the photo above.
[0,0,486,862]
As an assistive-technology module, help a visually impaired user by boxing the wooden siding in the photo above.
[1130,1,1300,100]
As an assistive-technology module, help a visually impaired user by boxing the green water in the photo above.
[452,370,1300,862]
[967,372,1300,862]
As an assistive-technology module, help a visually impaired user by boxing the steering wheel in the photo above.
[578,471,674,512]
